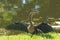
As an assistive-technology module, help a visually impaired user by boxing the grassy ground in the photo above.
[0,32,60,40]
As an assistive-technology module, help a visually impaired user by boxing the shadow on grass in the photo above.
[6,30,28,36]
[36,33,54,39]
[0,28,54,39]
[31,33,54,39]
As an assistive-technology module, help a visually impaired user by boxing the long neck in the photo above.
[28,13,33,25]
[28,12,35,33]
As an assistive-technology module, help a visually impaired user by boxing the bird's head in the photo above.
[30,9,40,16]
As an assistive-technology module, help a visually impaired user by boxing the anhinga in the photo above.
[27,11,35,33]
[27,11,42,34]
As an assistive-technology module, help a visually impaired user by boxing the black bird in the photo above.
[6,22,28,32]
[35,17,54,33]
[27,11,43,34]
[35,22,54,33]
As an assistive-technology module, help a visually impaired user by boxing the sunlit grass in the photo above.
[0,32,60,40]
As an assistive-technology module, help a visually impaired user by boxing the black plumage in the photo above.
[6,22,28,32]
[35,22,54,33]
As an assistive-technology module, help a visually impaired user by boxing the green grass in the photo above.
[0,33,60,40]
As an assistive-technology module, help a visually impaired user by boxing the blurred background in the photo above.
[0,0,60,28]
